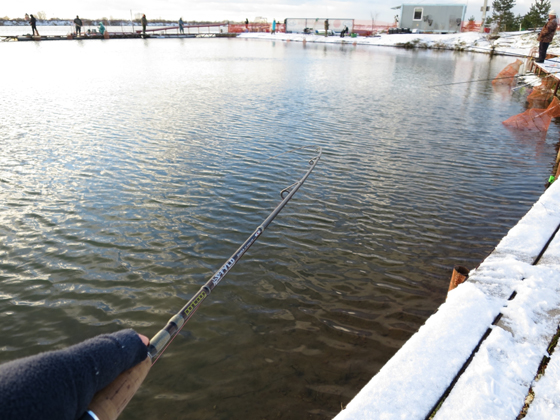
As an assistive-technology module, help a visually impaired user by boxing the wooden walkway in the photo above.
[529,58,560,96]
[334,178,560,419]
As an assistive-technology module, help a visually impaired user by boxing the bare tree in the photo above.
[36,11,47,20]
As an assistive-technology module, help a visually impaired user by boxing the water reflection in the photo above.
[0,38,556,419]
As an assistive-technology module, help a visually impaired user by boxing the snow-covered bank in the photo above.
[239,31,560,58]
[274,27,560,419]
[331,178,560,419]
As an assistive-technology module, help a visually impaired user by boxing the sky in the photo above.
[2,0,543,25]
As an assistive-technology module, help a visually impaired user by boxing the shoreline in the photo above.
[2,28,556,60]
[238,31,547,58]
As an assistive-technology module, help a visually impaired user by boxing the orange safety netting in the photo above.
[527,78,556,109]
[492,59,523,86]
[503,97,560,131]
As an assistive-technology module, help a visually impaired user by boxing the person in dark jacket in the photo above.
[74,15,83,36]
[324,19,329,36]
[0,329,148,420]
[29,14,39,36]
[536,11,558,63]
[179,17,184,33]
[141,14,147,36]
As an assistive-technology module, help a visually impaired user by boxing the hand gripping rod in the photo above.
[83,147,321,420]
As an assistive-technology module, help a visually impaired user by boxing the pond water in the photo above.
[0,38,556,419]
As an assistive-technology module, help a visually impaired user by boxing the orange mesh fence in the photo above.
[228,23,285,33]
[353,23,396,36]
[492,59,523,86]
[461,21,482,32]
[503,97,560,131]
[527,78,556,109]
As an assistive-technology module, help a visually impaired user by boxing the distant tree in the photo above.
[522,0,551,29]
[489,0,517,30]
[513,14,524,30]
[36,11,47,20]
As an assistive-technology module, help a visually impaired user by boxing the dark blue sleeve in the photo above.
[0,329,148,420]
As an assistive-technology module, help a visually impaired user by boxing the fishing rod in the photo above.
[147,145,322,363]
[429,69,560,88]
[428,75,523,87]
[82,146,322,420]
[471,46,532,58]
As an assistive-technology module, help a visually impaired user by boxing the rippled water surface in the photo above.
[0,38,557,419]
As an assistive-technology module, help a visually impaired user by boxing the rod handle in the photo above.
[86,356,152,420]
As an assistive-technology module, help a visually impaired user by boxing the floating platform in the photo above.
[334,179,560,418]
[1,33,238,42]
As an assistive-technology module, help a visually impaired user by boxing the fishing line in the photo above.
[246,144,322,166]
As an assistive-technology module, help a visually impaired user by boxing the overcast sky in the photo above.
[3,0,542,25]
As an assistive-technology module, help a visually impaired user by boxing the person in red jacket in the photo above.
[536,11,558,63]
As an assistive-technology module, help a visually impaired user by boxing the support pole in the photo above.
[447,265,469,294]
[480,0,489,33]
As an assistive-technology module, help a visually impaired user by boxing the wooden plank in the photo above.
[434,231,560,418]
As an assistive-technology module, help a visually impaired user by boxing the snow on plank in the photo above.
[434,263,560,418]
[524,343,560,419]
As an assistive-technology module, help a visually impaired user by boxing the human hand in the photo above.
[138,334,149,346]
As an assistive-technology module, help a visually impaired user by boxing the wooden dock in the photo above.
[528,58,560,96]
[1,33,238,42]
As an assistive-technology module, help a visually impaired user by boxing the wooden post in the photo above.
[447,265,469,293]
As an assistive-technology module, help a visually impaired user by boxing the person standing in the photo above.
[245,18,249,31]
[179,17,184,34]
[141,14,147,36]
[29,14,39,36]
[74,15,83,36]
[324,19,329,36]
[99,21,106,35]
[536,11,558,63]
[271,19,276,35]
